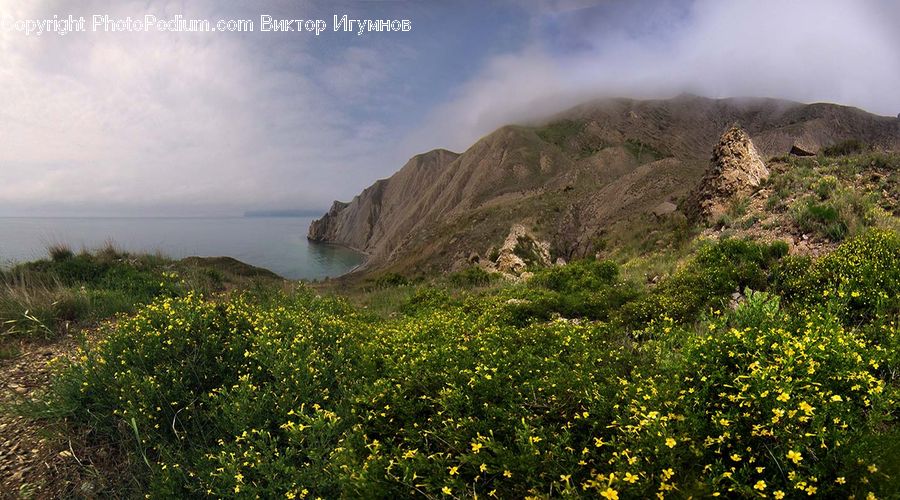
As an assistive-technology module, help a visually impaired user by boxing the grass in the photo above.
[535,119,584,148]
[0,244,282,349]
[822,139,866,157]
[759,152,899,241]
[9,151,900,497]
[624,138,667,163]
[29,230,900,498]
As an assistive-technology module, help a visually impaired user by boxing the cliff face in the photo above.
[307,148,461,254]
[309,95,900,273]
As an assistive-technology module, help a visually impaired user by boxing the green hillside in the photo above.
[18,145,900,498]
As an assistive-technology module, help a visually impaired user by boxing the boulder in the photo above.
[789,144,816,156]
[651,201,677,217]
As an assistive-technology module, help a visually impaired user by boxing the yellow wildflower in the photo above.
[600,488,619,500]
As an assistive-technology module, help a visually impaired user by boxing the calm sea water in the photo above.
[0,217,363,280]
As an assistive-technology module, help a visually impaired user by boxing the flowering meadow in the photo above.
[41,230,900,498]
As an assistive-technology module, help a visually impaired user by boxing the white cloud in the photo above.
[2,0,898,215]
[0,0,402,215]
[406,0,900,154]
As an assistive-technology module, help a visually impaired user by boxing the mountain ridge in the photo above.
[309,95,900,275]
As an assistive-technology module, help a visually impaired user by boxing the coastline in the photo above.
[305,238,369,278]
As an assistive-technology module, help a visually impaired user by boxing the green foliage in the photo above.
[35,232,900,498]
[498,260,640,326]
[814,174,839,200]
[447,266,496,288]
[513,235,545,267]
[715,196,752,229]
[532,259,618,293]
[772,230,900,322]
[0,249,180,340]
[619,238,787,326]
[535,119,584,147]
[48,243,75,262]
[624,138,666,162]
[0,248,278,341]
[807,229,899,320]
[792,198,848,240]
[822,139,866,157]
[397,287,456,316]
[371,272,409,289]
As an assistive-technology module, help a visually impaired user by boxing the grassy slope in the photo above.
[0,245,283,358]
[19,150,900,498]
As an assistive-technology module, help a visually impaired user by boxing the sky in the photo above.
[1,0,898,217]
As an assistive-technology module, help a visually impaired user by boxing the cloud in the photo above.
[0,0,410,215]
[1,0,898,216]
[406,0,900,154]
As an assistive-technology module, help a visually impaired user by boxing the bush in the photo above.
[806,229,900,320]
[791,198,849,240]
[822,139,865,157]
[499,260,640,325]
[627,307,897,498]
[531,259,618,293]
[40,256,900,498]
[48,244,75,262]
[618,238,787,326]
[447,266,497,288]
[398,287,455,316]
[371,272,409,288]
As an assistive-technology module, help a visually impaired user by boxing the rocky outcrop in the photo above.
[307,201,350,244]
[491,224,551,275]
[683,126,769,222]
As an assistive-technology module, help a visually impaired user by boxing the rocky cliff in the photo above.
[309,95,900,274]
[307,148,460,254]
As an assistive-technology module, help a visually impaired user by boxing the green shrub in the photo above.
[822,139,865,157]
[618,238,787,326]
[791,198,849,240]
[0,249,262,342]
[497,260,640,325]
[398,287,454,316]
[531,259,618,293]
[48,243,75,262]
[814,174,839,199]
[39,258,900,498]
[447,266,496,288]
[771,254,815,302]
[806,229,900,320]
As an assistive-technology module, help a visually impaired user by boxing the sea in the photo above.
[0,217,363,280]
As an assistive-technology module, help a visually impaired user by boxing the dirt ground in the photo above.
[0,334,122,499]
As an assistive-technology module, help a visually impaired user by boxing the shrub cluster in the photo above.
[40,231,900,498]
[0,248,183,340]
